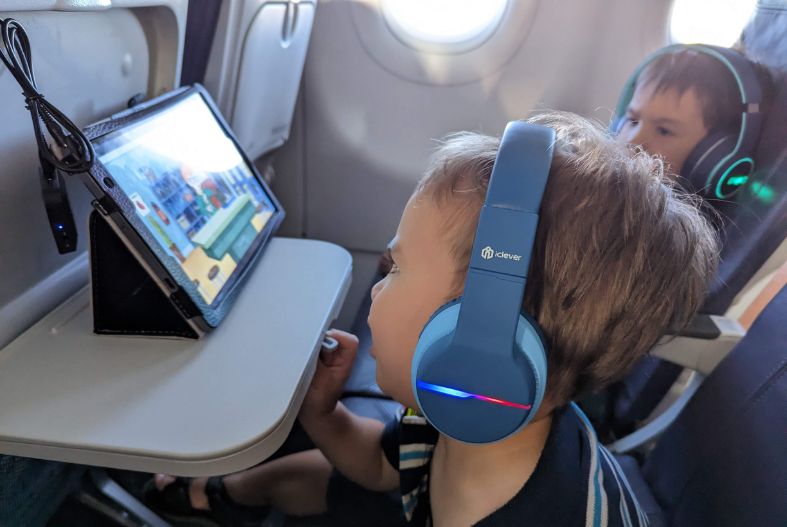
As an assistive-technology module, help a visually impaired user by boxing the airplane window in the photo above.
[381,0,508,53]
[670,0,757,46]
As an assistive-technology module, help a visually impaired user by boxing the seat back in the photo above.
[704,0,787,312]
[642,285,787,526]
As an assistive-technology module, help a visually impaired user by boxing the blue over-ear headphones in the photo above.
[611,44,763,200]
[411,122,554,444]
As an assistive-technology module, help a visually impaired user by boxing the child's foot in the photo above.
[153,474,210,511]
[144,474,271,527]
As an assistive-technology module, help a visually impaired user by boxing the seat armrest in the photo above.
[653,314,746,375]
[608,315,745,454]
[666,313,723,339]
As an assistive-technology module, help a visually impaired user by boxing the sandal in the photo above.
[143,476,271,527]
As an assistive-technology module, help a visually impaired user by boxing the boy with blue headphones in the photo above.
[295,112,717,526]
[150,112,718,526]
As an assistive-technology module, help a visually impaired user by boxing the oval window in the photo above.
[380,0,508,54]
[670,0,757,46]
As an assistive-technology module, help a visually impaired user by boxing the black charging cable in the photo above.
[0,17,94,253]
[341,390,394,401]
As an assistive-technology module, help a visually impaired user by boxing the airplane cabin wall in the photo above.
[273,0,673,328]
[0,1,676,337]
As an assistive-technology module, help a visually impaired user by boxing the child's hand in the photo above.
[299,329,359,422]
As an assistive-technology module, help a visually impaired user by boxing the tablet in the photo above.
[81,85,284,335]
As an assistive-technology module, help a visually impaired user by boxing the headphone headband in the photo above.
[412,122,555,443]
[483,122,554,212]
[452,122,554,357]
[693,45,762,105]
[612,44,762,128]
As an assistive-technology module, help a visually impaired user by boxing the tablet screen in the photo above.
[92,93,277,305]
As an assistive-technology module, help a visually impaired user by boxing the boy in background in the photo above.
[616,47,772,187]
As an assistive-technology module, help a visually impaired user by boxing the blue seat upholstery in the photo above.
[605,1,787,439]
[621,285,787,526]
[0,456,85,527]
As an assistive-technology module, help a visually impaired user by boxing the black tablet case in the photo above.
[90,211,199,339]
[82,84,284,338]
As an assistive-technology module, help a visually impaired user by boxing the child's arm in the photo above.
[299,330,400,492]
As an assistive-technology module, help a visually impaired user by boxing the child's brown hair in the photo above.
[415,112,719,405]
[636,48,773,135]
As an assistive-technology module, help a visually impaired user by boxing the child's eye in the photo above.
[388,264,400,275]
[656,126,673,137]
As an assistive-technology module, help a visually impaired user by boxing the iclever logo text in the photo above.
[480,246,522,261]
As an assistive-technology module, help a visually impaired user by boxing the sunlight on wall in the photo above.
[670,0,757,46]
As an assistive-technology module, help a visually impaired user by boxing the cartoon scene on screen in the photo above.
[95,94,275,304]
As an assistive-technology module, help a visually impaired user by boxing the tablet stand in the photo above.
[89,211,198,339]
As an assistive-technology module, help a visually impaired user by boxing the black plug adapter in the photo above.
[39,163,77,254]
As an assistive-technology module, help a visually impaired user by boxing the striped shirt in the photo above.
[381,403,649,527]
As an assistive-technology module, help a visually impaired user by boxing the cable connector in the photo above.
[47,128,84,166]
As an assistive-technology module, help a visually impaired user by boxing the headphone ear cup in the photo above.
[514,312,548,414]
[421,298,462,331]
[681,132,737,196]
[412,304,548,443]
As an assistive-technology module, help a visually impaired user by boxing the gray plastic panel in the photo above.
[203,0,316,161]
[0,238,351,476]
[0,1,187,347]
[231,2,315,159]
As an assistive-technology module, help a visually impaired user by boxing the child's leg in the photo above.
[154,448,332,517]
[224,448,332,516]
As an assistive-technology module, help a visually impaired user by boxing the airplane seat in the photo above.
[0,457,85,527]
[615,284,787,527]
[603,1,787,440]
